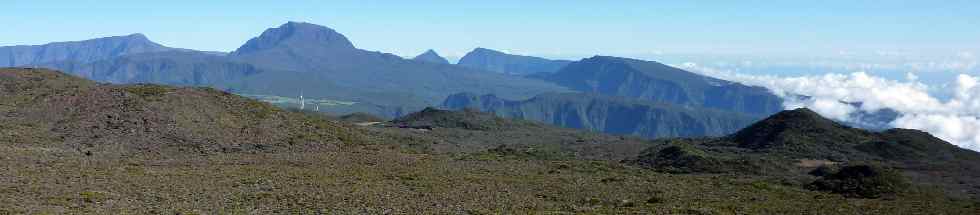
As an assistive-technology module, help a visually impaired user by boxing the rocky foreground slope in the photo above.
[0,68,363,154]
[0,68,977,214]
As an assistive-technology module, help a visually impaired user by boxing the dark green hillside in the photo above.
[337,112,386,123]
[628,108,980,200]
[379,107,657,161]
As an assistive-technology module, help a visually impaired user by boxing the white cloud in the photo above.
[893,114,980,151]
[905,72,918,82]
[679,63,980,151]
[958,51,976,59]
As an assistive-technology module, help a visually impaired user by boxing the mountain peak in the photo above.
[471,47,501,53]
[729,108,871,150]
[117,33,161,46]
[231,22,355,55]
[412,49,450,64]
[457,47,571,75]
[125,33,149,39]
[93,33,152,44]
[780,108,822,118]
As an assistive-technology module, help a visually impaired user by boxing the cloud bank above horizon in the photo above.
[679,63,980,151]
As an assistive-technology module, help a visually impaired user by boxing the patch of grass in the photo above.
[79,191,108,204]
[460,144,571,161]
[629,143,738,173]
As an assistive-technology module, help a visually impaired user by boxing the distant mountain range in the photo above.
[443,55,788,138]
[3,21,795,139]
[21,22,568,118]
[0,33,177,67]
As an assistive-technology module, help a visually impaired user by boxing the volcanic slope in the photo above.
[0,68,975,214]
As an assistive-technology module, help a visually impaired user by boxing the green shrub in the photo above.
[808,165,839,177]
[808,164,910,198]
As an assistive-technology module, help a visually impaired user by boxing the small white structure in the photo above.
[299,91,305,110]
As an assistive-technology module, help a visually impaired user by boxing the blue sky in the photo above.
[3,0,979,60]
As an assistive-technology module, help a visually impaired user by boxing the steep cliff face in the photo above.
[0,33,175,67]
[443,92,760,138]
[457,48,571,75]
[538,56,784,116]
[43,51,262,86]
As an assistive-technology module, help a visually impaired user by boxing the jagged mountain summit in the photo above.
[457,47,571,75]
[0,33,175,67]
[412,49,450,64]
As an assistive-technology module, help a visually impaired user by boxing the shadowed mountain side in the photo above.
[42,51,263,86]
[442,92,761,138]
[537,56,783,116]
